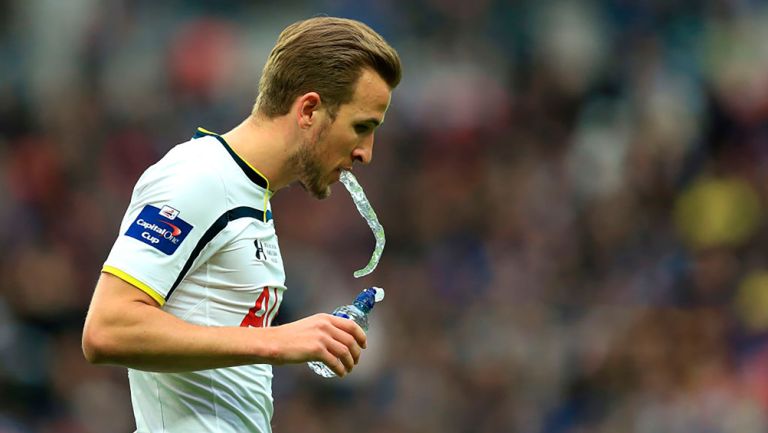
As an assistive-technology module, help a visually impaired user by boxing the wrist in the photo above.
[243,326,282,364]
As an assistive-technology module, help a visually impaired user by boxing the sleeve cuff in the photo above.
[102,265,166,306]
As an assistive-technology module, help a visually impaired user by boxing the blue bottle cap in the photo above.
[353,288,379,313]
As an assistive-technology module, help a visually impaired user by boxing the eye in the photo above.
[354,124,372,135]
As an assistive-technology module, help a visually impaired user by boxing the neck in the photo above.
[221,114,300,192]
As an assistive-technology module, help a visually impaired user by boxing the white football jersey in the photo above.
[103,128,285,433]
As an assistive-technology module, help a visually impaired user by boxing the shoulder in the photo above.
[130,137,231,223]
[142,137,226,193]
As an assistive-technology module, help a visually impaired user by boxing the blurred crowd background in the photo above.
[1,0,768,432]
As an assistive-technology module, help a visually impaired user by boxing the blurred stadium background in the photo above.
[2,0,768,432]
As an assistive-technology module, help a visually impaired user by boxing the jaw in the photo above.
[295,159,334,200]
[298,178,332,200]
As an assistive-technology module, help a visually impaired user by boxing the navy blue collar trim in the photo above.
[193,127,269,190]
[166,206,272,301]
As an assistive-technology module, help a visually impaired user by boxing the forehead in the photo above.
[337,68,392,120]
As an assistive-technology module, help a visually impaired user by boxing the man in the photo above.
[81,17,401,432]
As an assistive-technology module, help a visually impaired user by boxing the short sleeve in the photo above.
[103,148,227,305]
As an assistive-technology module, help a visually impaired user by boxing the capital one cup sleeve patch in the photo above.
[125,205,194,255]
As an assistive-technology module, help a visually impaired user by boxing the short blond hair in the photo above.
[254,17,402,118]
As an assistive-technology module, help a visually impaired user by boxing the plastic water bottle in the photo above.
[308,287,385,378]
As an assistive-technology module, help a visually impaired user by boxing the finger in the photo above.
[332,357,347,377]
[328,326,362,364]
[319,314,362,359]
[327,339,355,373]
[330,316,368,349]
[321,349,348,377]
[350,340,361,364]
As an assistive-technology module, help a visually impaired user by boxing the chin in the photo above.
[313,186,332,200]
[300,180,332,200]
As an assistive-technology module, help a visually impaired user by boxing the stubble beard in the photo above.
[291,125,332,200]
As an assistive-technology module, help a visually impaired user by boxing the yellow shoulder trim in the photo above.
[102,266,166,306]
[228,146,272,192]
[197,126,218,135]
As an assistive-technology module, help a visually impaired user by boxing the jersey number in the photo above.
[240,287,275,328]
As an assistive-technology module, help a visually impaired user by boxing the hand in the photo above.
[264,314,367,377]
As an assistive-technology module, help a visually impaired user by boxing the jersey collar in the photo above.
[193,127,271,191]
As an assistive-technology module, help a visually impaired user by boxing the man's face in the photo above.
[294,68,392,199]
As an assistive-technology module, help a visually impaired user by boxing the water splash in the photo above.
[339,170,385,278]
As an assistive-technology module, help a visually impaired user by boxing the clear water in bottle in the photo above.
[308,287,385,378]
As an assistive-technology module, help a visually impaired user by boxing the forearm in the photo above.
[83,303,276,372]
[82,273,283,372]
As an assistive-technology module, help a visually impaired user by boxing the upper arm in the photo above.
[90,271,160,312]
[82,272,160,362]
[83,142,229,364]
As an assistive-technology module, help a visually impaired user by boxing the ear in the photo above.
[296,92,323,129]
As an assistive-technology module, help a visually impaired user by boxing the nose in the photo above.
[352,136,374,165]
